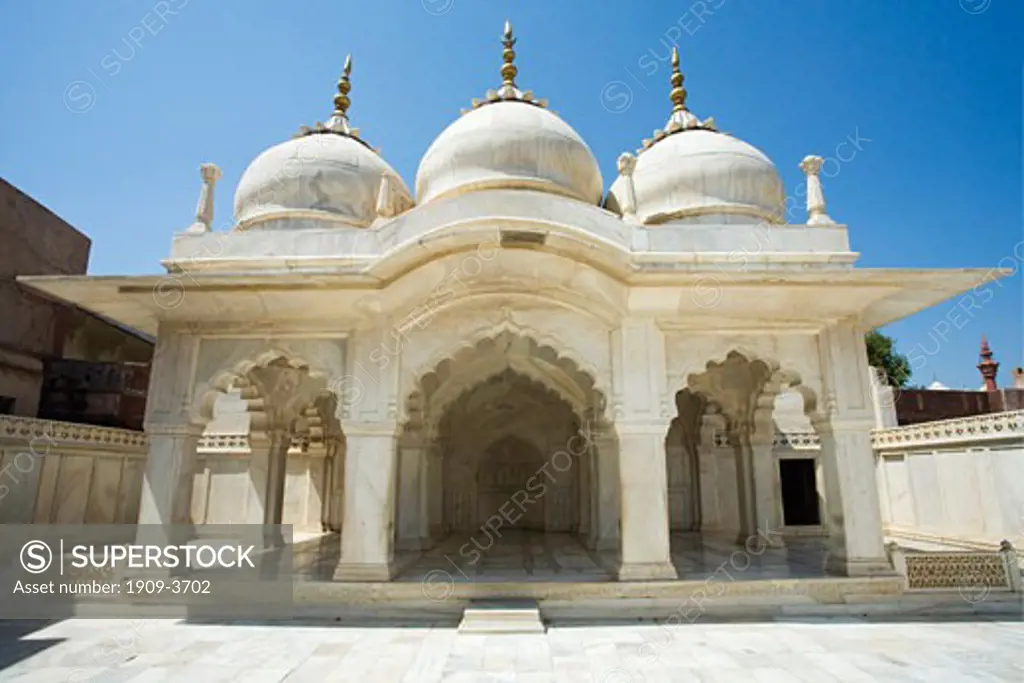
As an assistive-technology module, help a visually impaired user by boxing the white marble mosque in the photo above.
[22,23,1008,588]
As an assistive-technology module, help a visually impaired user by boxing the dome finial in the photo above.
[295,54,366,143]
[639,46,716,152]
[294,55,371,144]
[500,20,518,93]
[669,47,687,113]
[333,54,353,119]
[467,20,547,110]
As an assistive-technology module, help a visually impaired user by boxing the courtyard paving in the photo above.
[0,616,1020,682]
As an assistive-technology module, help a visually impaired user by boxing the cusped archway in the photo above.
[396,330,606,559]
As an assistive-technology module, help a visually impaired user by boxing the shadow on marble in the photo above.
[0,620,64,672]
[291,531,832,584]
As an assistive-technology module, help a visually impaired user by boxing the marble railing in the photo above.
[4,409,1018,456]
[708,410,1024,452]
[0,414,147,450]
[0,415,147,525]
[0,415,319,454]
[872,410,1023,450]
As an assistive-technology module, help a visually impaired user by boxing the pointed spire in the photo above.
[324,54,359,137]
[639,45,714,152]
[500,20,518,93]
[297,55,368,144]
[669,47,687,113]
[468,20,546,111]
[333,54,353,119]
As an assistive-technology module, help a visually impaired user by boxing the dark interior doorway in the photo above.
[779,458,821,526]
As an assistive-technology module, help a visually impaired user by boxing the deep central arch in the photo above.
[395,331,612,576]
[438,369,581,535]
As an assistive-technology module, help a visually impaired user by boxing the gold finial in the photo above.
[669,47,687,112]
[333,54,353,118]
[501,19,518,90]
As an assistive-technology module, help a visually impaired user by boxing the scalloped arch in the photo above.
[196,348,329,424]
[407,317,610,404]
[681,347,821,421]
[434,371,578,451]
[406,327,608,436]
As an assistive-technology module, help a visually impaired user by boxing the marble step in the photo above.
[458,599,545,634]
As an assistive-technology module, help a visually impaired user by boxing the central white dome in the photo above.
[416,101,603,205]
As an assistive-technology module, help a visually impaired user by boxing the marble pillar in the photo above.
[697,412,724,533]
[589,430,620,551]
[135,328,201,547]
[246,429,291,525]
[335,425,399,581]
[320,439,341,531]
[137,423,202,529]
[396,439,429,550]
[617,422,676,581]
[817,417,891,575]
[426,440,445,539]
[729,428,758,544]
[577,437,591,538]
[815,319,891,576]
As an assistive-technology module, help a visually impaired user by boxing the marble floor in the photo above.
[0,616,1020,681]
[294,531,830,583]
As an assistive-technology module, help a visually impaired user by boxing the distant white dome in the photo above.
[416,101,603,205]
[607,129,784,225]
[927,379,951,391]
[233,133,411,229]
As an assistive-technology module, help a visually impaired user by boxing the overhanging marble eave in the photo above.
[18,267,1007,338]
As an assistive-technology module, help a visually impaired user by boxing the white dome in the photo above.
[233,133,412,229]
[607,129,784,225]
[416,101,603,205]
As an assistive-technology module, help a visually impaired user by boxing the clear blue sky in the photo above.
[1,1,1021,390]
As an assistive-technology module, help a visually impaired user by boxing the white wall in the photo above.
[875,412,1024,548]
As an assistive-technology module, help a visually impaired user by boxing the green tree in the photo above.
[865,330,912,388]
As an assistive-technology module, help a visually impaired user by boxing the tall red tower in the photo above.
[977,336,999,392]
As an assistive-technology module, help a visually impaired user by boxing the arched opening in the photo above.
[396,333,612,581]
[193,355,344,543]
[438,370,580,536]
[668,350,831,579]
